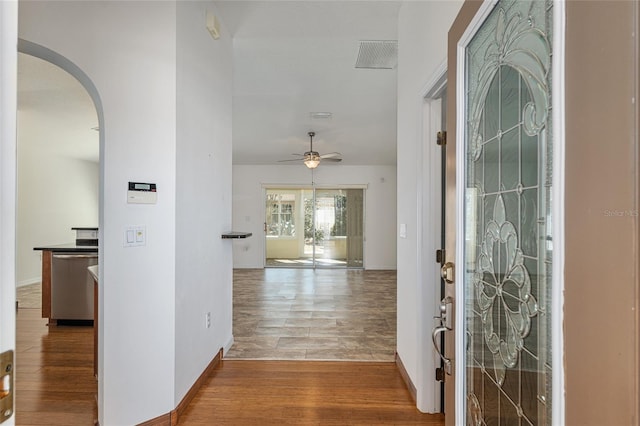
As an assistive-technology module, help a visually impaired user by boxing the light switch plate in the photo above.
[399,223,407,239]
[124,226,146,247]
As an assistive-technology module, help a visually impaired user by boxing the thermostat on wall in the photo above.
[127,182,157,204]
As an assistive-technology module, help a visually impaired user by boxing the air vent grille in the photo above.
[310,112,332,120]
[355,40,398,69]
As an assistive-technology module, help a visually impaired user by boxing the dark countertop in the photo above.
[221,232,252,239]
[33,243,98,252]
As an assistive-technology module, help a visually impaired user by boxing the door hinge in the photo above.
[435,367,445,382]
[436,249,445,264]
[437,131,447,146]
[0,350,14,423]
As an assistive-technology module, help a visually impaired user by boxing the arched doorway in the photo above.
[15,40,104,423]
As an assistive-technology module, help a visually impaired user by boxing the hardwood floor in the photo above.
[226,268,396,361]
[14,270,421,424]
[16,283,41,309]
[15,307,96,425]
[178,360,444,426]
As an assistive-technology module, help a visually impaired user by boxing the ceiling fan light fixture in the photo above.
[304,158,320,169]
[304,151,321,169]
[277,131,341,167]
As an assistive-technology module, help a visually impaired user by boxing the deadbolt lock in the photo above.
[441,261,455,284]
[0,350,14,424]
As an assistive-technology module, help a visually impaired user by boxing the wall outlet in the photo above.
[205,312,211,329]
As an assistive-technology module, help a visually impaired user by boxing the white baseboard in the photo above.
[17,277,41,287]
[364,265,397,270]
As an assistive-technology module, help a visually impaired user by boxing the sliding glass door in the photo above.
[265,187,364,268]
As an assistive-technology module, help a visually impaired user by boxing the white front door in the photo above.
[0,1,18,424]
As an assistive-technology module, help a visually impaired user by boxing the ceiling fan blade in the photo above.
[322,158,342,162]
[320,152,341,159]
[277,158,304,163]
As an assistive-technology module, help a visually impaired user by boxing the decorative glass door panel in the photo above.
[463,0,553,424]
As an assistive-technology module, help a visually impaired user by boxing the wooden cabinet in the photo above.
[41,250,52,320]
[92,274,98,378]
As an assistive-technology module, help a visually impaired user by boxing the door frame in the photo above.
[416,60,447,413]
[450,0,566,422]
[0,2,18,423]
[15,39,106,420]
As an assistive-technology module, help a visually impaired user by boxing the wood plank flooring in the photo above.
[14,270,420,424]
[226,268,396,361]
[15,307,97,425]
[178,360,444,425]
[16,283,41,309]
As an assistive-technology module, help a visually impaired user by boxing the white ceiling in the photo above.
[16,2,399,168]
[215,1,400,166]
[17,53,99,163]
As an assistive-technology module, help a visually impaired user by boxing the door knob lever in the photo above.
[431,296,453,376]
[432,326,452,375]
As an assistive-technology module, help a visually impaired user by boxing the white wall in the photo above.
[233,164,396,269]
[175,0,233,406]
[17,108,98,286]
[19,2,179,424]
[0,2,17,425]
[396,0,462,411]
[19,2,235,422]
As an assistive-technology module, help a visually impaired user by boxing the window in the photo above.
[266,193,295,237]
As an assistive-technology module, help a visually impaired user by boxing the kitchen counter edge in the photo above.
[33,243,98,252]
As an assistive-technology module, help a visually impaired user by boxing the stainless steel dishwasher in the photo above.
[51,252,98,321]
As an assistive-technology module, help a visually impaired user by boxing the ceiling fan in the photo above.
[278,131,342,169]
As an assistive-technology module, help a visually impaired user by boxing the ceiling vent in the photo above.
[355,40,398,69]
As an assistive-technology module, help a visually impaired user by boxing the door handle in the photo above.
[432,296,453,377]
[263,222,267,232]
[432,326,452,375]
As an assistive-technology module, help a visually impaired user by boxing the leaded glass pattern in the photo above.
[463,0,553,424]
